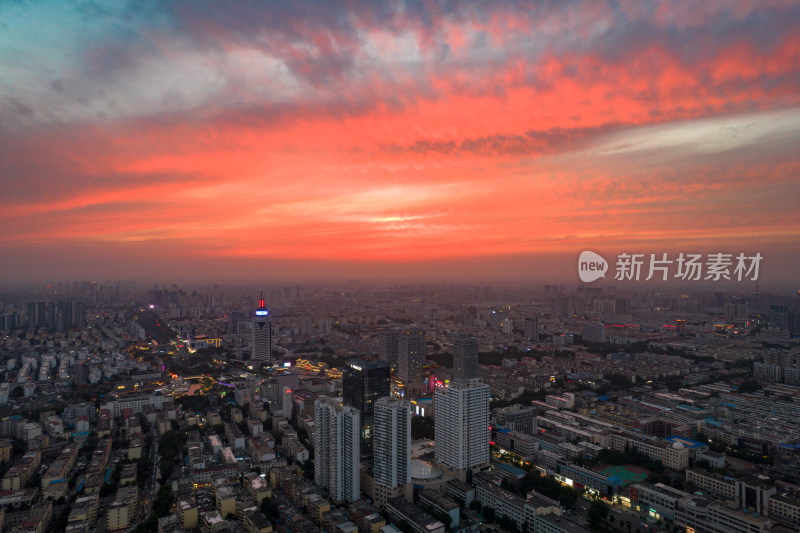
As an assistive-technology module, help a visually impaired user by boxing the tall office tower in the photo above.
[314,396,360,503]
[252,292,272,364]
[524,316,539,341]
[342,359,390,457]
[398,328,426,382]
[378,329,399,365]
[373,397,411,509]
[434,378,490,483]
[453,337,478,380]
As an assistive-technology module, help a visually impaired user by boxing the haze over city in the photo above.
[1,1,799,286]
[2,4,800,532]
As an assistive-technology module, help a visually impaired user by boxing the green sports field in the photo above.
[596,464,650,485]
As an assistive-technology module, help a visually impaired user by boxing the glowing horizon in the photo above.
[1,1,798,285]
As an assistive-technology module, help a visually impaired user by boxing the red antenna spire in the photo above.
[258,290,265,309]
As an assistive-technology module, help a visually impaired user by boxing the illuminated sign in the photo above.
[255,310,269,316]
[283,361,292,368]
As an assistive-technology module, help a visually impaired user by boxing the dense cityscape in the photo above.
[0,281,798,533]
[2,1,799,532]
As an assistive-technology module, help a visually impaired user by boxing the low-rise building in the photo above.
[158,515,185,533]
[214,485,236,518]
[675,496,774,533]
[107,486,138,532]
[241,508,273,533]
[386,497,445,533]
[474,476,528,529]
[686,468,737,501]
[630,483,690,521]
[178,499,199,529]
[17,500,52,533]
[419,489,460,527]
[769,494,800,526]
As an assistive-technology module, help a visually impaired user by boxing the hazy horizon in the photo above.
[1,246,797,293]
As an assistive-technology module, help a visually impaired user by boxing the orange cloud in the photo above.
[1,1,799,283]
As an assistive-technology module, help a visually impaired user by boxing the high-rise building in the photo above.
[373,397,411,509]
[582,323,606,343]
[789,310,800,337]
[0,314,17,331]
[314,396,360,503]
[342,359,390,456]
[263,371,300,406]
[26,302,37,328]
[398,328,426,382]
[524,316,539,341]
[453,337,478,380]
[55,301,72,332]
[318,318,332,334]
[434,378,490,482]
[300,316,313,336]
[45,301,55,332]
[494,404,536,435]
[252,292,272,364]
[769,305,789,330]
[378,329,399,365]
[73,300,86,329]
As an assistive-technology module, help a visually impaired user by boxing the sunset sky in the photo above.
[1,1,799,286]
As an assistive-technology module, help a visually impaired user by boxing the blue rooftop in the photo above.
[665,436,706,448]
[496,463,526,476]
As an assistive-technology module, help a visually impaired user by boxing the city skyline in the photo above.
[1,1,799,286]
[0,268,798,532]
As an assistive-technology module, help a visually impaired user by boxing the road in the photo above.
[573,498,661,532]
[140,428,159,517]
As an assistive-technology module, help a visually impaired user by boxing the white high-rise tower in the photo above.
[314,396,360,503]
[434,378,490,482]
[252,291,272,364]
[373,397,411,508]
